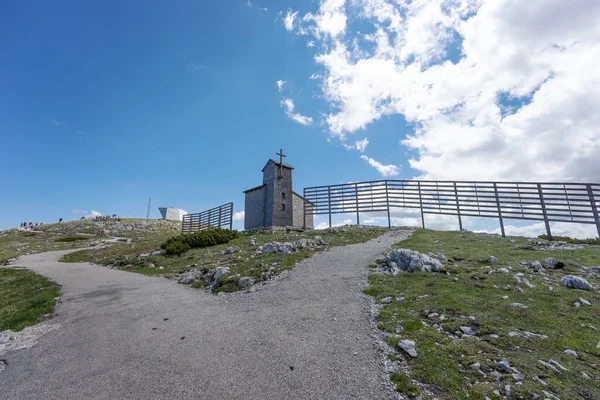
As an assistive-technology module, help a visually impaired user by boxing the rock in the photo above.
[512,373,525,381]
[380,296,392,304]
[560,275,594,291]
[398,340,417,357]
[597,342,600,349]
[499,268,509,273]
[574,301,581,308]
[563,349,578,357]
[530,260,545,272]
[488,256,498,264]
[511,303,529,309]
[213,267,230,280]
[580,372,592,380]
[505,385,511,397]
[385,249,444,273]
[248,238,256,246]
[471,362,481,369]
[460,326,476,336]
[151,250,164,256]
[505,285,511,290]
[579,298,591,306]
[437,254,448,262]
[496,359,511,372]
[453,277,458,282]
[237,277,255,289]
[427,313,439,319]
[147,263,155,269]
[179,269,203,284]
[221,247,234,255]
[538,360,561,374]
[502,296,509,300]
[544,257,559,269]
[549,359,569,372]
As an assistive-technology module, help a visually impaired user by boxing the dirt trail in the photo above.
[1,230,411,400]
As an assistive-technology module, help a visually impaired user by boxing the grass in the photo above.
[538,234,600,245]
[0,219,180,265]
[366,229,600,399]
[0,268,60,331]
[61,226,394,292]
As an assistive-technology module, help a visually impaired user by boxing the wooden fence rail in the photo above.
[181,202,233,233]
[303,180,600,239]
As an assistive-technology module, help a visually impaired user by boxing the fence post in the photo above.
[355,183,360,225]
[537,183,552,240]
[587,184,600,239]
[328,186,332,229]
[218,207,222,229]
[418,181,425,229]
[229,203,233,230]
[385,181,391,228]
[454,182,463,232]
[303,189,307,230]
[493,183,506,238]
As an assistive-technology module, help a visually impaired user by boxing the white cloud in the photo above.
[307,41,316,47]
[233,211,245,221]
[248,1,267,11]
[281,98,313,126]
[343,137,369,152]
[286,0,600,182]
[360,155,399,177]
[284,10,298,31]
[276,80,286,92]
[50,119,65,126]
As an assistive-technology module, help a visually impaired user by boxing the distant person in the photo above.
[59,218,63,223]
[35,222,38,227]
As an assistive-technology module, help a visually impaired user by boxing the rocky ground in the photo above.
[365,230,600,399]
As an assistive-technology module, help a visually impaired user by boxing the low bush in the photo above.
[163,241,190,256]
[161,228,238,256]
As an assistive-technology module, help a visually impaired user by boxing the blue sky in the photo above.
[1,0,598,238]
[0,1,408,229]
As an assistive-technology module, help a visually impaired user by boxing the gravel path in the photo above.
[1,230,411,400]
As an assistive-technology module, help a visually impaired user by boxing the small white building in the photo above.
[158,207,187,221]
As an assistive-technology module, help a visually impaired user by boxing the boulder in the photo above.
[237,277,255,289]
[544,257,559,269]
[530,261,545,272]
[460,326,476,336]
[248,238,256,246]
[488,256,498,264]
[179,269,203,284]
[560,275,594,291]
[496,359,511,372]
[385,249,444,273]
[213,267,230,280]
[147,263,155,269]
[398,340,417,357]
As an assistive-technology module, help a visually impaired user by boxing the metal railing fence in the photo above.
[303,180,600,239]
[181,202,233,232]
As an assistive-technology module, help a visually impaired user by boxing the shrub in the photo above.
[161,228,238,256]
[164,241,190,256]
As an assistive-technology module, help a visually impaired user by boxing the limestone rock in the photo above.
[237,277,255,289]
[563,349,578,357]
[398,340,417,357]
[488,256,498,264]
[495,359,511,372]
[179,269,203,284]
[221,247,234,255]
[560,275,594,291]
[384,249,444,273]
[213,267,230,280]
[544,257,558,269]
[460,326,476,336]
[530,260,545,272]
[380,296,392,304]
[147,263,155,269]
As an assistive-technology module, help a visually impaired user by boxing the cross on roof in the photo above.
[276,148,286,178]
